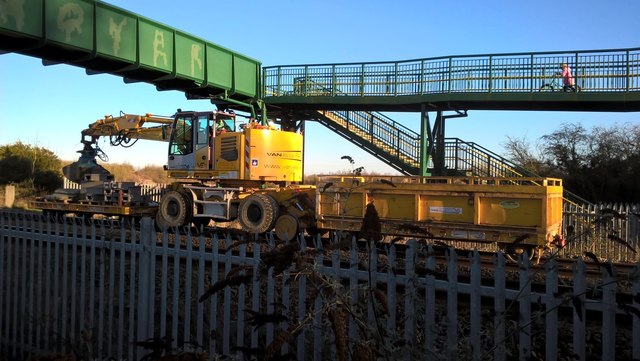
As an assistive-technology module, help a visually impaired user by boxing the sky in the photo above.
[1,0,639,175]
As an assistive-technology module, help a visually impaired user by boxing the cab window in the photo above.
[169,116,193,155]
[196,115,209,146]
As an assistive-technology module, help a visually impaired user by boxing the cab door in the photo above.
[193,114,211,170]
[167,113,200,170]
[167,113,213,171]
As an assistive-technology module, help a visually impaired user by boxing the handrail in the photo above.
[266,47,640,68]
[316,110,420,171]
[442,138,592,205]
[290,78,421,171]
[263,47,640,97]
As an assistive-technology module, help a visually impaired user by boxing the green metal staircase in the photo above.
[312,108,533,178]
[313,110,421,174]
[441,138,531,177]
[439,138,590,204]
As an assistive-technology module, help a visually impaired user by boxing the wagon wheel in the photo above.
[275,214,300,242]
[501,243,537,263]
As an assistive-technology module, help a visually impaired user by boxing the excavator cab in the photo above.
[166,110,237,171]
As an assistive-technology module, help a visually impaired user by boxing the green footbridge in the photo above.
[2,0,640,196]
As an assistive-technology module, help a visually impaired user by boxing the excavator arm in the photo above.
[64,113,176,184]
[82,113,174,144]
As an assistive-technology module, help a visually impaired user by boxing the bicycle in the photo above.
[539,72,581,92]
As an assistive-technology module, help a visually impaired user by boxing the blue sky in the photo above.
[1,0,639,175]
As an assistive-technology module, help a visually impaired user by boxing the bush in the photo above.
[34,170,64,193]
[0,142,62,180]
[0,155,32,184]
[0,142,64,197]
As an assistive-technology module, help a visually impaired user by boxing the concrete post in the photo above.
[4,185,15,207]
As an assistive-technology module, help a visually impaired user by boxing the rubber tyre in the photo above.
[275,214,300,242]
[238,194,278,234]
[157,190,189,228]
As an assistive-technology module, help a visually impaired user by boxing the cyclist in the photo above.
[560,63,576,92]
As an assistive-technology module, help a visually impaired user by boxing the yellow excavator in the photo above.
[34,109,316,241]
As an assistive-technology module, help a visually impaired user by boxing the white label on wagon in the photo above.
[468,232,486,240]
[429,206,463,215]
[451,230,469,239]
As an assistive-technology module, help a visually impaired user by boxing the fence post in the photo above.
[386,244,397,336]
[602,262,617,360]
[572,258,586,360]
[470,250,481,361]
[493,252,506,361]
[424,244,436,352]
[519,254,532,360]
[446,248,458,360]
[3,186,14,207]
[545,258,559,361]
[403,241,415,357]
[136,218,154,359]
[633,264,640,360]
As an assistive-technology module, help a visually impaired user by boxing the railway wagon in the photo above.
[316,175,564,255]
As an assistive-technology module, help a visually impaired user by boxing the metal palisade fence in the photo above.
[559,202,640,262]
[0,210,639,360]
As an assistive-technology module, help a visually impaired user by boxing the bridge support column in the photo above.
[420,105,432,176]
[433,111,446,175]
[421,108,468,176]
[422,108,446,176]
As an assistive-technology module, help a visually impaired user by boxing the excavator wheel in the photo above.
[157,190,190,228]
[275,214,300,242]
[238,194,279,234]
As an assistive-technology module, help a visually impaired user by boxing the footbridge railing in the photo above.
[442,138,531,178]
[441,138,592,205]
[314,110,421,174]
[264,47,640,97]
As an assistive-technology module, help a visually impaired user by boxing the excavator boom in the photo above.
[62,113,176,185]
[82,113,174,142]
